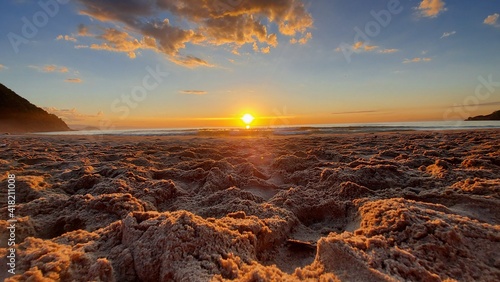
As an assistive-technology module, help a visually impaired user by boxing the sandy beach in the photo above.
[1,130,499,281]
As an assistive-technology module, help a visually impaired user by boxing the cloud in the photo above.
[440,31,456,39]
[170,56,215,68]
[0,64,6,71]
[56,35,77,42]
[29,65,82,82]
[417,0,447,18]
[363,44,378,52]
[65,78,83,83]
[336,42,399,54]
[403,57,432,63]
[378,48,399,54]
[29,64,69,73]
[290,32,312,45]
[335,41,378,52]
[77,24,90,36]
[260,46,271,54]
[179,90,207,95]
[75,0,313,67]
[87,28,152,59]
[43,107,103,124]
[484,13,500,27]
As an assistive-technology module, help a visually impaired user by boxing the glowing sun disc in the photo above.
[242,114,254,125]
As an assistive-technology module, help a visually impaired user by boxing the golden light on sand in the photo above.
[241,114,254,129]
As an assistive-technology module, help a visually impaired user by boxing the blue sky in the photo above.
[1,0,499,128]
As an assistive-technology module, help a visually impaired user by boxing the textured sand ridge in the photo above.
[1,130,499,281]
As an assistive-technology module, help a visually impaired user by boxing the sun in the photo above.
[241,113,254,129]
[242,113,254,124]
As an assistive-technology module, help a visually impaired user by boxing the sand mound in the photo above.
[1,130,500,281]
[321,198,500,281]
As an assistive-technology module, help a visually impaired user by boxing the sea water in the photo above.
[37,120,500,137]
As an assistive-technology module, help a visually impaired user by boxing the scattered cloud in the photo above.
[416,0,447,18]
[335,42,398,55]
[403,57,432,63]
[484,13,500,27]
[440,31,456,39]
[43,107,104,124]
[290,32,312,45]
[0,64,6,71]
[260,46,271,54]
[77,24,90,36]
[56,35,77,42]
[29,65,82,82]
[65,78,83,83]
[86,28,151,59]
[170,56,215,68]
[179,90,208,95]
[29,64,69,73]
[378,48,399,54]
[362,44,378,52]
[74,0,313,67]
[335,41,377,52]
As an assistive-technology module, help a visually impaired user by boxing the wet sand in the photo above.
[1,130,499,281]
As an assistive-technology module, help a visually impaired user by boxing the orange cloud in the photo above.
[65,78,83,83]
[363,44,378,52]
[180,90,207,95]
[417,0,447,18]
[335,41,388,53]
[260,46,271,54]
[29,64,69,73]
[484,13,499,27]
[290,32,312,45]
[75,0,313,67]
[403,57,432,63]
[378,48,399,54]
[87,28,150,59]
[170,56,215,68]
[77,24,90,36]
[56,35,77,42]
[43,107,103,124]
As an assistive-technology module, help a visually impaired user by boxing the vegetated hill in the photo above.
[0,83,71,133]
[466,110,500,121]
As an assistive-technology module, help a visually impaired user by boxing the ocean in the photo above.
[35,120,500,137]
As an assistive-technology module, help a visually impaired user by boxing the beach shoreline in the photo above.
[1,129,499,281]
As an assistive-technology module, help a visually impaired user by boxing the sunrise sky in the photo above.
[1,0,499,128]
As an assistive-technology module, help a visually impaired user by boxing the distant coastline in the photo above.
[466,110,500,121]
